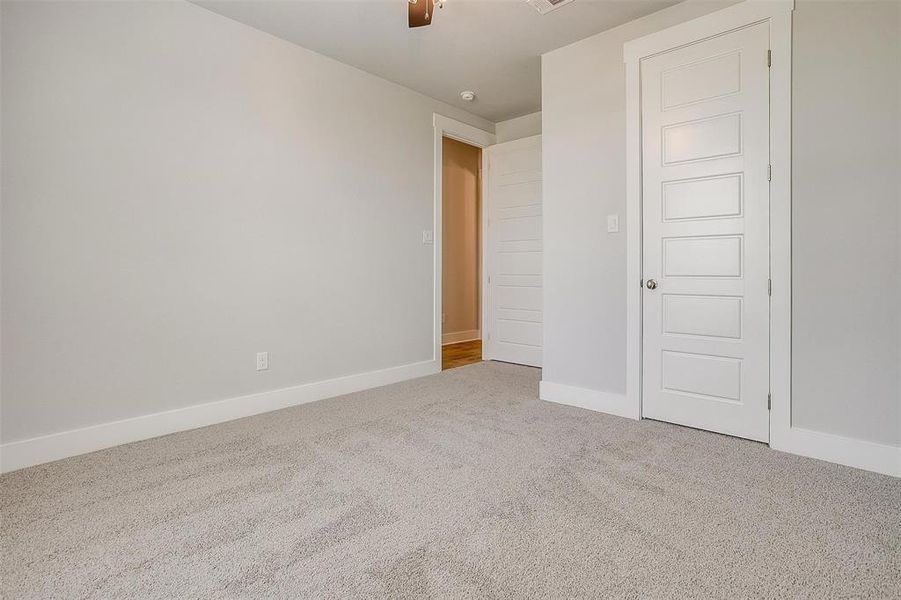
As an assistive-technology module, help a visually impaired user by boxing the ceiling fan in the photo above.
[408,0,574,28]
[407,0,443,28]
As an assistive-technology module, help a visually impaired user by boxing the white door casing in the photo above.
[640,23,770,441]
[484,135,543,367]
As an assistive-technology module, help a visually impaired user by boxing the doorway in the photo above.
[431,115,541,372]
[441,136,482,370]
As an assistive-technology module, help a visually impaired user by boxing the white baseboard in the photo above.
[542,382,898,477]
[539,380,640,420]
[6,363,895,479]
[0,359,440,474]
[442,330,481,345]
[771,426,900,478]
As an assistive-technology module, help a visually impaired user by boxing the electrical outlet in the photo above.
[422,230,434,245]
[256,351,269,371]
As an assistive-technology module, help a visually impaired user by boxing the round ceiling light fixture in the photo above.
[460,90,476,102]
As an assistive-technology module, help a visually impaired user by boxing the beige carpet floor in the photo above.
[2,361,899,598]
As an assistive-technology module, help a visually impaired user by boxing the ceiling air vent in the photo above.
[526,0,575,15]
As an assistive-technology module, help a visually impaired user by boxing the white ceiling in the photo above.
[192,0,677,122]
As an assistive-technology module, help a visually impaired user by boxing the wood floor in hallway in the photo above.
[442,339,482,370]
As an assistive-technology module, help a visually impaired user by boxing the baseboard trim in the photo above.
[541,382,898,477]
[0,359,440,474]
[442,330,481,345]
[771,426,900,478]
[539,380,639,420]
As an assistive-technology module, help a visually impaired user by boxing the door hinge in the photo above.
[768,278,772,296]
[488,275,491,284]
[767,164,772,181]
[767,49,772,67]
[767,392,772,410]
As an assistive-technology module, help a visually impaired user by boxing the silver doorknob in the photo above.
[646,279,658,290]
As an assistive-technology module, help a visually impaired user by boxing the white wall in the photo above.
[495,112,542,143]
[542,0,900,449]
[0,0,492,445]
[790,0,900,446]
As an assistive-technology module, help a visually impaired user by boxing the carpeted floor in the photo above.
[2,361,899,598]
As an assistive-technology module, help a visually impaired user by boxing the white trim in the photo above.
[764,0,795,459]
[442,329,481,345]
[432,114,495,365]
[625,52,643,423]
[434,115,495,150]
[540,381,639,421]
[480,148,491,359]
[772,428,901,478]
[626,0,795,436]
[0,359,439,474]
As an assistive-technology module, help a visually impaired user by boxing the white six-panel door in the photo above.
[484,135,542,367]
[641,23,770,442]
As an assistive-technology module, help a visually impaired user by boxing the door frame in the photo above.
[623,1,793,443]
[432,114,496,365]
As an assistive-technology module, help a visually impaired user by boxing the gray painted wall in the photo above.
[542,0,900,446]
[790,0,900,445]
[0,0,492,443]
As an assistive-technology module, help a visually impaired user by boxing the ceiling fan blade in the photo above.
[408,0,432,28]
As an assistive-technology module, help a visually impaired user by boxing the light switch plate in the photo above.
[607,215,620,233]
[422,230,434,245]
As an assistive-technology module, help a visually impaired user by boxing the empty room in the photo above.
[1,0,899,597]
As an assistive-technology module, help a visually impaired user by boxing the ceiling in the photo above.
[192,0,678,122]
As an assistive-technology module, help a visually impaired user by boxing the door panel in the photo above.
[661,351,742,402]
[662,294,743,339]
[662,113,743,164]
[662,235,743,277]
[641,23,770,442]
[485,135,542,367]
[661,51,741,109]
[662,173,743,221]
